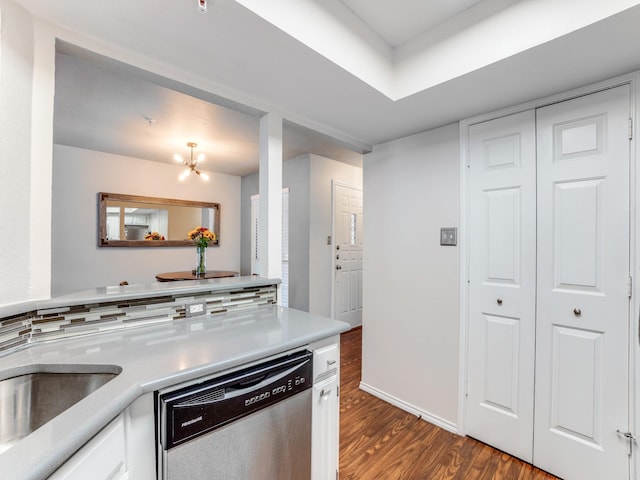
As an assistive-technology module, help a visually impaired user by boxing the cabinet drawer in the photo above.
[313,344,338,380]
[49,415,127,480]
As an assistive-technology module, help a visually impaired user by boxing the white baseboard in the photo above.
[359,381,458,434]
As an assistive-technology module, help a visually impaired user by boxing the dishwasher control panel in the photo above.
[158,350,313,449]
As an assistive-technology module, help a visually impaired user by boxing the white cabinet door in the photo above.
[534,85,630,480]
[123,392,156,480]
[49,415,128,480]
[312,376,339,480]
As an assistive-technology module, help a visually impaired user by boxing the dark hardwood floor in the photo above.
[338,327,559,480]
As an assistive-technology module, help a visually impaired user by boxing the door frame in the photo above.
[458,71,639,477]
[330,180,363,322]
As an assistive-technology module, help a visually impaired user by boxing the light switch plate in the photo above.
[440,227,457,246]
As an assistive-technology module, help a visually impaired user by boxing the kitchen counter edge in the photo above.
[0,295,347,480]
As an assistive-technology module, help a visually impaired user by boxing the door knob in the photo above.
[497,298,503,305]
[573,308,582,316]
[336,265,342,270]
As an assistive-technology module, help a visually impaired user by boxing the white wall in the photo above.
[52,145,241,295]
[0,0,54,306]
[361,124,460,428]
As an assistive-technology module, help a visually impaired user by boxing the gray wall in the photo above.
[240,171,259,277]
[241,154,312,311]
[241,154,362,314]
[283,156,311,311]
[52,145,242,295]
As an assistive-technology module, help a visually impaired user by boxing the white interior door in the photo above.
[534,85,631,480]
[466,110,537,462]
[333,183,363,327]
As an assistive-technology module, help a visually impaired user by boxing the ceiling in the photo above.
[14,0,640,176]
[53,49,365,176]
[340,0,484,47]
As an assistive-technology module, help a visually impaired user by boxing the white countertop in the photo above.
[0,304,349,480]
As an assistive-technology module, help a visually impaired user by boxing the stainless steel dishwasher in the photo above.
[156,349,313,480]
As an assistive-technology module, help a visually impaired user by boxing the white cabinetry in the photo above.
[310,335,340,480]
[49,415,128,480]
[312,375,339,480]
[123,214,148,225]
[123,393,156,479]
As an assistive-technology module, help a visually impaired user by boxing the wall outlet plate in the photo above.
[185,301,206,317]
[440,227,457,246]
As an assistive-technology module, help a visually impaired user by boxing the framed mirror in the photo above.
[98,192,220,247]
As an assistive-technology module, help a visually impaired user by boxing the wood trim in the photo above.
[98,192,220,247]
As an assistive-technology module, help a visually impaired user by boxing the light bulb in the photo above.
[173,154,184,163]
[197,153,205,162]
[201,172,210,181]
[179,169,191,181]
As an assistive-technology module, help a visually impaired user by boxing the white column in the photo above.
[29,18,55,300]
[0,2,53,305]
[258,113,283,280]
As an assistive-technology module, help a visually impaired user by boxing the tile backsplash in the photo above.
[0,284,277,356]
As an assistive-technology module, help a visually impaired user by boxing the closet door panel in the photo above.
[534,85,630,480]
[485,188,521,284]
[550,326,603,439]
[466,110,537,462]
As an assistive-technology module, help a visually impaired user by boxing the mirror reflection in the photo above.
[99,192,220,247]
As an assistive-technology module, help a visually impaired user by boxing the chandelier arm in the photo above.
[176,142,206,180]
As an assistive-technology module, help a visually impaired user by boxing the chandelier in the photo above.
[174,142,209,181]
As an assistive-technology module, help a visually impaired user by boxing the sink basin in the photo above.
[0,364,121,454]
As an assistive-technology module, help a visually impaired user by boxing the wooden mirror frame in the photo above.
[98,192,220,247]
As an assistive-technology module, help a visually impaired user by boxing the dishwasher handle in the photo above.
[229,373,269,390]
[178,361,310,406]
[159,350,313,449]
[224,362,307,399]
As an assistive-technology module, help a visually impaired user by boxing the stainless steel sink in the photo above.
[0,364,121,454]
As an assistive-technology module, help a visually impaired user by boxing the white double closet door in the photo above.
[467,85,631,480]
